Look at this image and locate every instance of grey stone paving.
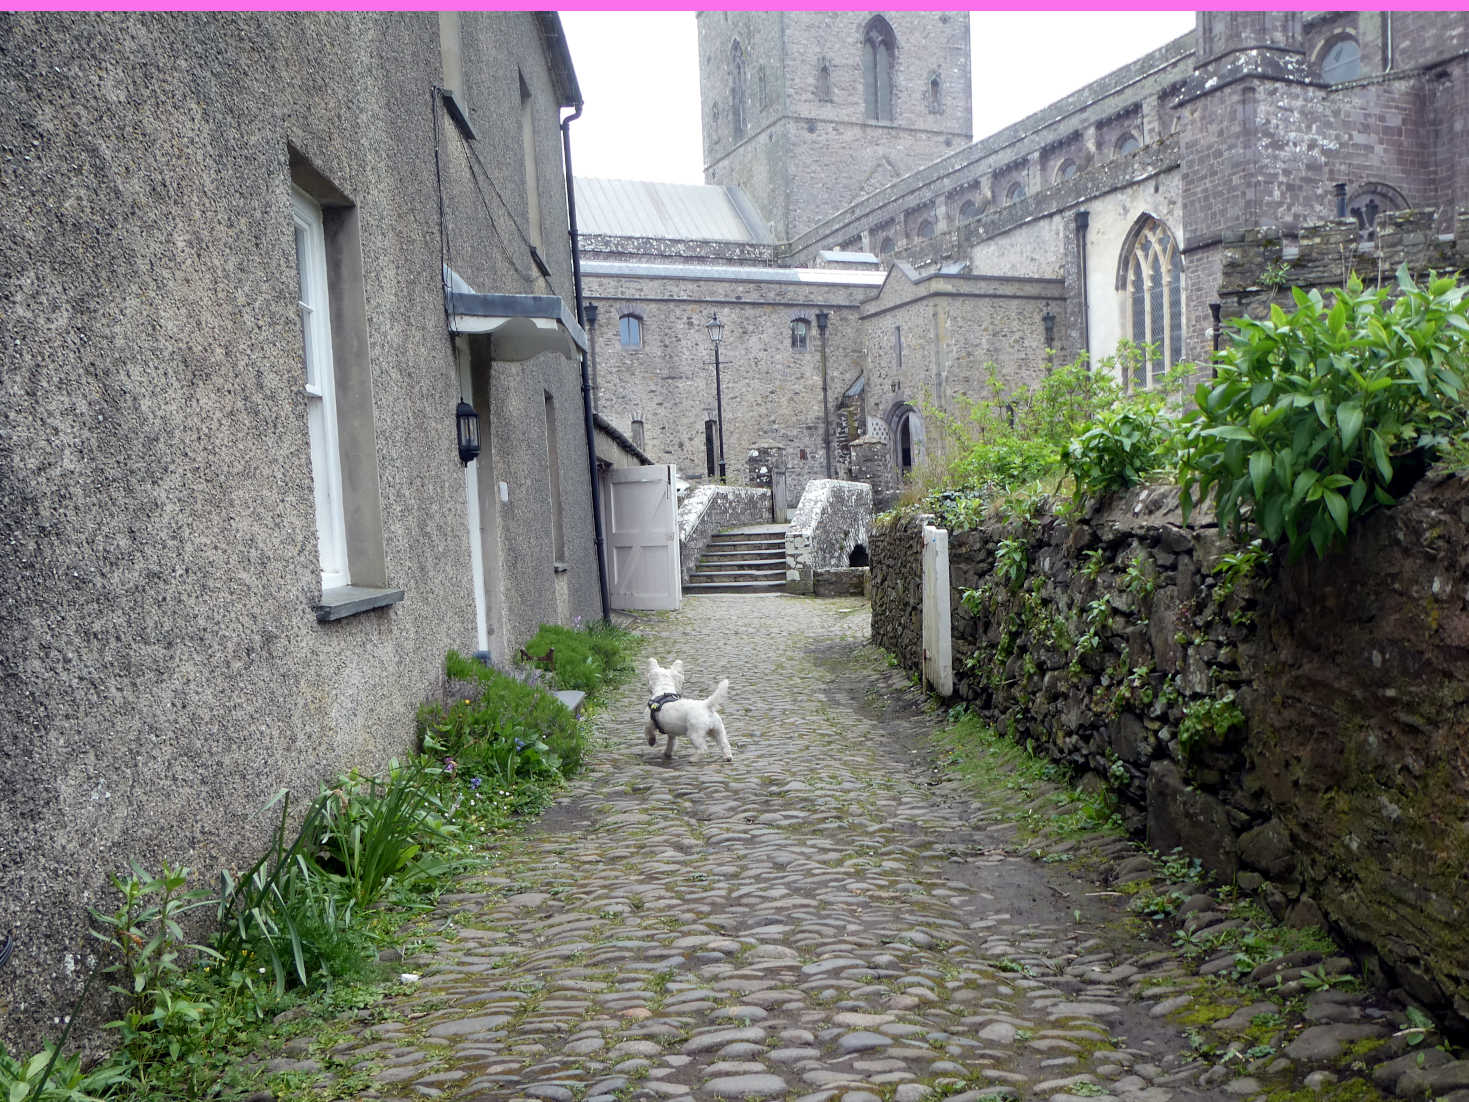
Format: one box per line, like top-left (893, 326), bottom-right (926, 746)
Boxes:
top-left (314, 595), bottom-right (1343, 1102)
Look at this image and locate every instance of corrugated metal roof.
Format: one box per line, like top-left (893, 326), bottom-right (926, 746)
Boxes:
top-left (575, 178), bottom-right (772, 243)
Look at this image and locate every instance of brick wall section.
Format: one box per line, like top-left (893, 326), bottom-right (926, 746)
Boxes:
top-left (871, 472), bottom-right (1469, 1032)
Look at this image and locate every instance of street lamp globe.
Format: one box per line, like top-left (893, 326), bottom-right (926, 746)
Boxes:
top-left (706, 313), bottom-right (724, 347)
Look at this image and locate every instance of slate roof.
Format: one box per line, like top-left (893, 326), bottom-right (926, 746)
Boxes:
top-left (575, 178), bottom-right (773, 243)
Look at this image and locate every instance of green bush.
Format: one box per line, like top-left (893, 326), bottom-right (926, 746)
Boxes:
top-left (421, 650), bottom-right (584, 781)
top-left (521, 622), bottom-right (627, 693)
top-left (0, 1045), bottom-right (127, 1102)
top-left (932, 356), bottom-right (1124, 496)
top-left (1062, 400), bottom-right (1176, 504)
top-left (1179, 268), bottom-right (1469, 559)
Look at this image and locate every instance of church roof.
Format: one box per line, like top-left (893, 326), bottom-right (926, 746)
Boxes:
top-left (575, 178), bottom-right (773, 244)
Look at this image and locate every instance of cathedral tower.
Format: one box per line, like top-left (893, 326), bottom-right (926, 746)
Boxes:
top-left (697, 11), bottom-right (971, 244)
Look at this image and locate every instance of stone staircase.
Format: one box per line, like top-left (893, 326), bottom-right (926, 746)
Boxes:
top-left (684, 525), bottom-right (788, 594)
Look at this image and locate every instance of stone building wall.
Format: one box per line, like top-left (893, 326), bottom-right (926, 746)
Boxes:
top-left (0, 11), bottom-right (597, 1052)
top-left (871, 473), bottom-right (1469, 1033)
top-left (584, 265), bottom-right (878, 499)
top-left (698, 11), bottom-right (972, 242)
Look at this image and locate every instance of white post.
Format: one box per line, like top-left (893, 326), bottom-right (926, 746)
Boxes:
top-left (459, 348), bottom-right (489, 654)
top-left (921, 524), bottom-right (953, 697)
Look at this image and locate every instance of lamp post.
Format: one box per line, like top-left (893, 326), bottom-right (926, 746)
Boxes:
top-left (815, 310), bottom-right (832, 477)
top-left (706, 313), bottom-right (727, 482)
top-left (1210, 301), bottom-right (1223, 380)
top-left (584, 302), bottom-right (599, 412)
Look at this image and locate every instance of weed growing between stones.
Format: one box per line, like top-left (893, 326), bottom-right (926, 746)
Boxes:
top-left (2, 624), bottom-right (642, 1102)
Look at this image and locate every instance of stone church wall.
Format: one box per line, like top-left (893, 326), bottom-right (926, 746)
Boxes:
top-left (586, 268), bottom-right (873, 498)
top-left (871, 474), bottom-right (1469, 1033)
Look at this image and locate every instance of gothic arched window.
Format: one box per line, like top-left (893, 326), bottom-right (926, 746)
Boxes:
top-left (730, 40), bottom-right (747, 140)
top-left (1115, 132), bottom-right (1140, 156)
top-left (959, 199), bottom-right (979, 220)
top-left (927, 73), bottom-right (942, 114)
top-left (1055, 159), bottom-right (1078, 183)
top-left (917, 218), bottom-right (935, 239)
top-left (862, 16), bottom-right (896, 122)
top-left (1119, 216), bottom-right (1184, 390)
top-left (1005, 181), bottom-right (1026, 204)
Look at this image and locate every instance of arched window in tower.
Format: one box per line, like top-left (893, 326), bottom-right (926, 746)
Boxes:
top-left (816, 59), bottom-right (832, 102)
top-left (959, 199), bottom-right (979, 220)
top-left (1115, 132), bottom-right (1140, 156)
top-left (1055, 159), bottom-right (1078, 183)
top-left (879, 235), bottom-right (896, 257)
top-left (1005, 181), bottom-right (1026, 205)
top-left (619, 313), bottom-right (644, 350)
top-left (1118, 216), bottom-right (1184, 391)
top-left (730, 40), bottom-right (747, 140)
top-left (1320, 35), bottom-right (1361, 84)
top-left (927, 73), bottom-right (943, 114)
top-left (917, 218), bottom-right (935, 240)
top-left (861, 16), bottom-right (896, 123)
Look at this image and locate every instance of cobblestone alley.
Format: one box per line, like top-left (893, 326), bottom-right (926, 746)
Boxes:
top-left (314, 594), bottom-right (1302, 1102)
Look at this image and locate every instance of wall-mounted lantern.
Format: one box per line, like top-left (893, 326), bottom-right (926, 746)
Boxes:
top-left (1042, 308), bottom-right (1056, 349)
top-left (456, 400), bottom-right (481, 466)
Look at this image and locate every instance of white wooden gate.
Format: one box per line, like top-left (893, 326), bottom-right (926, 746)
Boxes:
top-left (607, 464), bottom-right (682, 611)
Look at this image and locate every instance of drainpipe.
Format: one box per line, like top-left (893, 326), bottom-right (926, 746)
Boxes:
top-left (1074, 210), bottom-right (1091, 365)
top-left (561, 104), bottom-right (611, 623)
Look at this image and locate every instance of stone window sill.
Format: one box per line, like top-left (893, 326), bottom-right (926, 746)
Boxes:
top-left (314, 585), bottom-right (405, 622)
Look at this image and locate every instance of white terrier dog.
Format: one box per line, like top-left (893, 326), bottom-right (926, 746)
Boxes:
top-left (643, 658), bottom-right (733, 762)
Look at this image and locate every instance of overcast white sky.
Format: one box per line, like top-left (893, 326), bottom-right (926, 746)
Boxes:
top-left (560, 11), bottom-right (1198, 185)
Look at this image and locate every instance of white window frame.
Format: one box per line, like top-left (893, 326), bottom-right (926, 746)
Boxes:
top-left (291, 187), bottom-right (349, 590)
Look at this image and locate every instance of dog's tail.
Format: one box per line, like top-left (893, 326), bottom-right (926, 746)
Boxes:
top-left (704, 678), bottom-right (729, 713)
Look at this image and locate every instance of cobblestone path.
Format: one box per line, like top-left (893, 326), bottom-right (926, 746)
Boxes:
top-left (332, 595), bottom-right (1244, 1102)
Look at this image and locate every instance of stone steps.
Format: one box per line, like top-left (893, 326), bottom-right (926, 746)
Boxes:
top-left (686, 526), bottom-right (788, 593)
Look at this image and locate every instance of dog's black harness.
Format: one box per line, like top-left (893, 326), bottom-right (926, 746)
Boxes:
top-left (648, 692), bottom-right (681, 734)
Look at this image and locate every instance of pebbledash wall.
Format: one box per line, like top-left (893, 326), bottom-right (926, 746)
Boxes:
top-left (0, 12), bottom-right (600, 1051)
top-left (871, 475), bottom-right (1469, 1033)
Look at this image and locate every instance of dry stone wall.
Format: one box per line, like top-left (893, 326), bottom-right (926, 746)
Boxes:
top-left (871, 474), bottom-right (1469, 1034)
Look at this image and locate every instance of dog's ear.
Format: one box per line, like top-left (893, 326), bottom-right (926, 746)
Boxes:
top-left (645, 657), bottom-right (660, 678)
top-left (670, 660), bottom-right (684, 688)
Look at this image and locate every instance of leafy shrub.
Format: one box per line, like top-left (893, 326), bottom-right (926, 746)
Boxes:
top-left (213, 791), bottom-right (375, 994)
top-left (420, 650), bottom-right (585, 781)
top-left (1179, 268), bottom-right (1469, 559)
top-left (931, 357), bottom-right (1124, 497)
top-left (0, 1045), bottom-right (126, 1102)
top-left (522, 623), bottom-right (619, 693)
top-left (1063, 400), bottom-right (1176, 504)
top-left (315, 757), bottom-right (458, 908)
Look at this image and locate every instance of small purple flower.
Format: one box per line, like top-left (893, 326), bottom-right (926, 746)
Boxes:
top-left (444, 757), bottom-right (457, 775)
top-left (469, 776), bottom-right (482, 791)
